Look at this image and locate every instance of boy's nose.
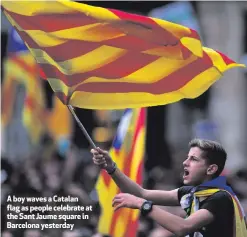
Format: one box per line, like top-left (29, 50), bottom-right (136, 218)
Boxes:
top-left (183, 158), bottom-right (189, 167)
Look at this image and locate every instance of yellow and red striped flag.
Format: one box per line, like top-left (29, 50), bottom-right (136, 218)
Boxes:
top-left (96, 108), bottom-right (146, 237)
top-left (2, 1), bottom-right (245, 109)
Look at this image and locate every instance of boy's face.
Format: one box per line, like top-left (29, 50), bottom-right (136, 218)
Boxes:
top-left (183, 147), bottom-right (210, 186)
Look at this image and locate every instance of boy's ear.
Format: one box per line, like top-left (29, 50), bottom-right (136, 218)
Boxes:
top-left (207, 164), bottom-right (218, 176)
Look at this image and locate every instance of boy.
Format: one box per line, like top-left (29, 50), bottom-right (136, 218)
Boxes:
top-left (91, 139), bottom-right (247, 237)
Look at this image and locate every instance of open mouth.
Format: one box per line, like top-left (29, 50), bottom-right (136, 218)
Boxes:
top-left (183, 169), bottom-right (189, 178)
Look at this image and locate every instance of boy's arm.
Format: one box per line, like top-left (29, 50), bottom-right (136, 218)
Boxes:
top-left (113, 193), bottom-right (214, 237)
top-left (91, 148), bottom-right (179, 206)
top-left (148, 206), bottom-right (213, 236)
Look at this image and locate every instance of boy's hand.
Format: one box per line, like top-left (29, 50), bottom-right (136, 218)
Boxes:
top-left (91, 147), bottom-right (115, 171)
top-left (112, 193), bottom-right (145, 212)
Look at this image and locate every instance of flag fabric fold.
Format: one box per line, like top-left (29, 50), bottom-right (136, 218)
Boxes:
top-left (96, 108), bottom-right (146, 237)
top-left (2, 1), bottom-right (245, 109)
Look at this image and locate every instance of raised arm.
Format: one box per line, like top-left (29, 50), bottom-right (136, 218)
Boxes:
top-left (91, 147), bottom-right (179, 206)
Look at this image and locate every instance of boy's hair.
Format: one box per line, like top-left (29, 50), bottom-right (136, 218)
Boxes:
top-left (189, 138), bottom-right (227, 177)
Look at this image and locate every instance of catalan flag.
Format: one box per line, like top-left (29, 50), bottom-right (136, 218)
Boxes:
top-left (1, 27), bottom-right (46, 145)
top-left (2, 1), bottom-right (245, 109)
top-left (191, 177), bottom-right (247, 237)
top-left (96, 108), bottom-right (146, 237)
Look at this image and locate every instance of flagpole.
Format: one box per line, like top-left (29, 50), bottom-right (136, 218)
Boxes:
top-left (67, 105), bottom-right (97, 149)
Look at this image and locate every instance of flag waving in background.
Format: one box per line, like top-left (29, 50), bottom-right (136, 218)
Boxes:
top-left (1, 27), bottom-right (73, 147)
top-left (96, 108), bottom-right (146, 237)
top-left (46, 95), bottom-right (73, 144)
top-left (1, 27), bottom-right (46, 145)
top-left (1, 1), bottom-right (245, 110)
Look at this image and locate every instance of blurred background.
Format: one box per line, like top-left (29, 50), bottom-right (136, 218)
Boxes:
top-left (1, 1), bottom-right (247, 237)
